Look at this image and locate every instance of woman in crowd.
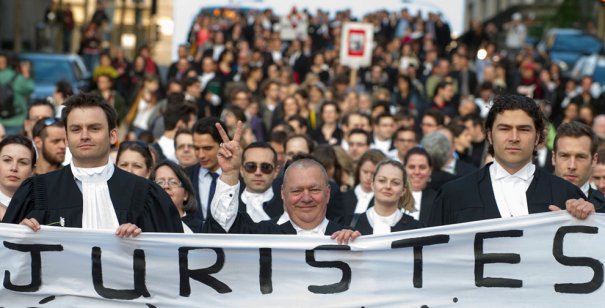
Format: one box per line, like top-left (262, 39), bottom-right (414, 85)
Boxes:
top-left (310, 101), bottom-right (343, 145)
top-left (337, 150), bottom-right (386, 225)
top-left (150, 160), bottom-right (201, 233)
top-left (0, 135), bottom-right (36, 220)
top-left (450, 123), bottom-right (473, 162)
top-left (124, 74), bottom-right (159, 136)
top-left (403, 147), bottom-right (436, 225)
top-left (116, 140), bottom-right (153, 179)
top-left (352, 159), bottom-right (424, 235)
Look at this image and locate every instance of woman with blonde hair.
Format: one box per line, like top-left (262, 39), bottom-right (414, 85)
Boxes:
top-left (351, 159), bottom-right (424, 234)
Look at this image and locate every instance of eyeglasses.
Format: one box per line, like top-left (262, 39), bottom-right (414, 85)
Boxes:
top-left (32, 117), bottom-right (61, 138)
top-left (243, 162), bottom-right (275, 174)
top-left (155, 178), bottom-right (182, 189)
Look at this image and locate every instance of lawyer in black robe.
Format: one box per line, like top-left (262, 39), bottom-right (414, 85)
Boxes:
top-left (3, 166), bottom-right (184, 233)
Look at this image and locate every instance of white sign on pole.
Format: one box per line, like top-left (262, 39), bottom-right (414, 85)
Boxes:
top-left (339, 22), bottom-right (374, 69)
top-left (0, 212), bottom-right (604, 307)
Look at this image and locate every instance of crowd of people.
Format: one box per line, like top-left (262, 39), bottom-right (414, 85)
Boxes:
top-left (0, 6), bottom-right (604, 240)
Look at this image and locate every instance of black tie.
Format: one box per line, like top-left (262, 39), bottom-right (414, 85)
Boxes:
top-left (206, 172), bottom-right (219, 219)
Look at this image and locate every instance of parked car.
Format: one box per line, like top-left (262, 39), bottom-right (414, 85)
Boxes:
top-left (571, 54), bottom-right (605, 95)
top-left (19, 53), bottom-right (91, 100)
top-left (538, 28), bottom-right (604, 74)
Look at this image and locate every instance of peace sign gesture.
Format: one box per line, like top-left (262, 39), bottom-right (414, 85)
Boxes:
top-left (216, 121), bottom-right (243, 186)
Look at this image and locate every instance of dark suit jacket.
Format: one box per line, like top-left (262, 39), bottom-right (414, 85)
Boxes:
top-left (418, 188), bottom-right (437, 225)
top-left (454, 159), bottom-right (478, 176)
top-left (588, 187), bottom-right (605, 213)
top-left (185, 164), bottom-right (205, 221)
top-left (428, 170), bottom-right (459, 191)
top-left (428, 162), bottom-right (585, 227)
top-left (237, 182), bottom-right (284, 219)
top-left (208, 210), bottom-right (344, 235)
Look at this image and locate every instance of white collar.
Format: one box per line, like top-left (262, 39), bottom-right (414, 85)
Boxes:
top-left (580, 181), bottom-right (591, 198)
top-left (491, 160), bottom-right (535, 181)
top-left (291, 218), bottom-right (329, 235)
top-left (241, 187), bottom-right (274, 205)
top-left (0, 190), bottom-right (11, 207)
top-left (354, 184), bottom-right (373, 199)
top-left (366, 206), bottom-right (403, 235)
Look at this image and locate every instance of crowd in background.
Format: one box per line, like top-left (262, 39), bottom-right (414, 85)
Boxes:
top-left (1, 5), bottom-right (605, 231)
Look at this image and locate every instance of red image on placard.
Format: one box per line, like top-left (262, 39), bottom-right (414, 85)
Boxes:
top-left (347, 29), bottom-right (366, 57)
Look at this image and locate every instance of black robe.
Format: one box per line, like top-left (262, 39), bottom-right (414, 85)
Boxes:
top-left (428, 162), bottom-right (585, 227)
top-left (352, 212), bottom-right (424, 235)
top-left (208, 211), bottom-right (344, 235)
top-left (3, 166), bottom-right (183, 233)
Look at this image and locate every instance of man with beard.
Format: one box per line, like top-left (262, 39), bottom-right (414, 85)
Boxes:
top-left (32, 117), bottom-right (66, 175)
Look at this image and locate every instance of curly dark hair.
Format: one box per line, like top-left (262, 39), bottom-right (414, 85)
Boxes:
top-left (484, 94), bottom-right (545, 156)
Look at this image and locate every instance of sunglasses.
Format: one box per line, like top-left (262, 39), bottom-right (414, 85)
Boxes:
top-left (32, 117), bottom-right (61, 138)
top-left (243, 162), bottom-right (275, 174)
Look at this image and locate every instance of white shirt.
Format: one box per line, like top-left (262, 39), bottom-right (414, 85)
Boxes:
top-left (133, 98), bottom-right (154, 130)
top-left (209, 178), bottom-right (240, 231)
top-left (371, 137), bottom-right (392, 155)
top-left (490, 161), bottom-right (535, 218)
top-left (0, 190), bottom-right (11, 207)
top-left (241, 188), bottom-right (274, 222)
top-left (366, 207), bottom-right (403, 235)
top-left (157, 136), bottom-right (176, 162)
top-left (291, 218), bottom-right (329, 235)
top-left (409, 190), bottom-right (423, 221)
top-left (442, 158), bottom-right (456, 175)
top-left (277, 211), bottom-right (290, 224)
top-left (197, 168), bottom-right (223, 219)
top-left (354, 184), bottom-right (374, 214)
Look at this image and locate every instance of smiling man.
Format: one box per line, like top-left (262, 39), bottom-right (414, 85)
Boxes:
top-left (429, 94), bottom-right (595, 226)
top-left (4, 93), bottom-right (182, 234)
top-left (552, 121), bottom-right (605, 211)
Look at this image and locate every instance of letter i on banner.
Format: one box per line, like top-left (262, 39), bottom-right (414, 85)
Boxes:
top-left (340, 22), bottom-right (373, 69)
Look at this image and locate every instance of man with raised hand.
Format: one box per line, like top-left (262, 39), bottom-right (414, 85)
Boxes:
top-left (209, 121), bottom-right (359, 243)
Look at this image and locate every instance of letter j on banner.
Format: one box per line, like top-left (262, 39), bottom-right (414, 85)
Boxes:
top-left (340, 22), bottom-right (373, 69)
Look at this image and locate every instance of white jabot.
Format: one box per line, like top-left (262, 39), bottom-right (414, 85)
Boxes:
top-left (209, 179), bottom-right (240, 232)
top-left (354, 185), bottom-right (374, 214)
top-left (291, 218), bottom-right (329, 235)
top-left (241, 188), bottom-right (274, 222)
top-left (182, 222), bottom-right (193, 234)
top-left (370, 138), bottom-right (392, 155)
top-left (0, 190), bottom-right (11, 207)
top-left (581, 181), bottom-right (590, 198)
top-left (408, 190), bottom-right (423, 221)
top-left (366, 206), bottom-right (403, 235)
top-left (71, 162), bottom-right (119, 230)
top-left (490, 161), bottom-right (535, 218)
top-left (157, 136), bottom-right (176, 162)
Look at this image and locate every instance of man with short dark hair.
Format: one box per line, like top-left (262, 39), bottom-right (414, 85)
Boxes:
top-left (238, 142), bottom-right (283, 222)
top-left (347, 128), bottom-right (370, 163)
top-left (284, 134), bottom-right (314, 162)
top-left (429, 94), bottom-right (595, 226)
top-left (421, 109), bottom-right (445, 137)
top-left (32, 117), bottom-right (66, 175)
top-left (552, 121), bottom-right (605, 211)
top-left (24, 99), bottom-right (55, 139)
top-left (152, 93), bottom-right (197, 162)
top-left (390, 127), bottom-right (417, 163)
top-left (4, 93), bottom-right (183, 234)
top-left (186, 117), bottom-right (227, 222)
top-left (371, 113), bottom-right (396, 154)
top-left (592, 148), bottom-right (605, 194)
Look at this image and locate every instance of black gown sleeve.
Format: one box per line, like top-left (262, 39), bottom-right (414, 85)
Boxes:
top-left (142, 183), bottom-right (184, 233)
top-left (2, 177), bottom-right (36, 224)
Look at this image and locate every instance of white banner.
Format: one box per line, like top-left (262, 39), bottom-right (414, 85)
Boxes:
top-left (0, 212), bottom-right (604, 307)
top-left (340, 22), bottom-right (374, 69)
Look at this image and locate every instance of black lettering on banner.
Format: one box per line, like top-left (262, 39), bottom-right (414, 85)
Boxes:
top-left (3, 241), bottom-right (63, 292)
top-left (553, 226), bottom-right (603, 294)
top-left (391, 234), bottom-right (450, 288)
top-left (259, 248), bottom-right (272, 294)
top-left (474, 230), bottom-right (523, 288)
top-left (305, 245), bottom-right (351, 294)
top-left (178, 247), bottom-right (232, 296)
top-left (91, 247), bottom-right (150, 300)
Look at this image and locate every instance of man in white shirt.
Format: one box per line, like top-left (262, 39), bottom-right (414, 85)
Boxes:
top-left (208, 122), bottom-right (359, 242)
top-left (152, 95), bottom-right (197, 162)
top-left (429, 94), bottom-right (595, 226)
top-left (552, 121), bottom-right (605, 212)
top-left (238, 142), bottom-right (282, 222)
